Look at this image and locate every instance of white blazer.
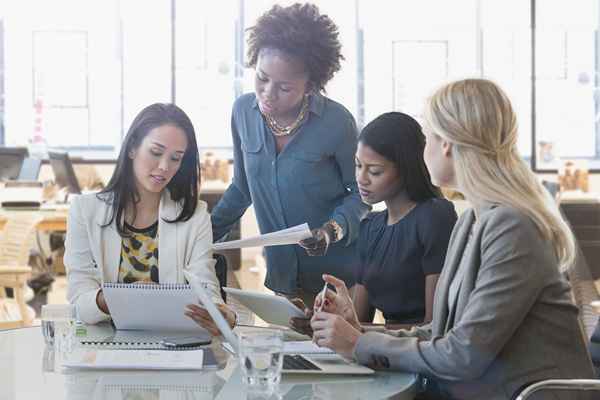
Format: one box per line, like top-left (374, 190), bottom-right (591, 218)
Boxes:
top-left (64, 191), bottom-right (221, 324)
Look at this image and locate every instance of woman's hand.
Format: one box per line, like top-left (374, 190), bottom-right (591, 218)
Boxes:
top-left (96, 290), bottom-right (110, 314)
top-left (185, 303), bottom-right (236, 337)
top-left (311, 311), bottom-right (362, 359)
top-left (298, 227), bottom-right (332, 256)
top-left (314, 274), bottom-right (361, 331)
top-left (289, 298), bottom-right (314, 337)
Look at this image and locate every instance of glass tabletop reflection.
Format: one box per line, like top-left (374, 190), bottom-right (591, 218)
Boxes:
top-left (0, 326), bottom-right (417, 400)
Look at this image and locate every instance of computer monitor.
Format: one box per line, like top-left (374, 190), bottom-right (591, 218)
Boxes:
top-left (17, 157), bottom-right (42, 181)
top-left (48, 151), bottom-right (82, 194)
top-left (0, 147), bottom-right (29, 181)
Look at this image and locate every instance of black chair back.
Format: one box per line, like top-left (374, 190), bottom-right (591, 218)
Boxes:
top-left (213, 253), bottom-right (227, 301)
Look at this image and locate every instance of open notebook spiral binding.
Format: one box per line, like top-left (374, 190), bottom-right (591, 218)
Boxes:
top-left (102, 384), bottom-right (212, 392)
top-left (102, 283), bottom-right (192, 290)
top-left (78, 341), bottom-right (204, 350)
top-left (79, 339), bottom-right (206, 351)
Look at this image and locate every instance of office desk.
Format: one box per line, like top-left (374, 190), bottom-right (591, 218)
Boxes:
top-left (0, 327), bottom-right (417, 399)
top-left (0, 209), bottom-right (68, 232)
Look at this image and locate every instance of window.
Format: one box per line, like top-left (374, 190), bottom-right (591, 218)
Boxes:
top-left (0, 0), bottom-right (593, 168)
top-left (174, 0), bottom-right (239, 150)
top-left (1, 0), bottom-right (171, 159)
top-left (360, 0), bottom-right (531, 157)
top-left (3, 0), bottom-right (125, 158)
top-left (534, 0), bottom-right (600, 170)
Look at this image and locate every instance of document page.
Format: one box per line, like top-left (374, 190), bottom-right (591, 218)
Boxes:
top-left (212, 223), bottom-right (312, 251)
top-left (282, 341), bottom-right (335, 354)
top-left (221, 340), bottom-right (334, 355)
top-left (64, 349), bottom-right (204, 370)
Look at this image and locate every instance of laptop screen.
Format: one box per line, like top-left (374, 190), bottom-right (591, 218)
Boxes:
top-left (48, 151), bottom-right (82, 194)
top-left (18, 158), bottom-right (42, 181)
top-left (0, 147), bottom-right (28, 181)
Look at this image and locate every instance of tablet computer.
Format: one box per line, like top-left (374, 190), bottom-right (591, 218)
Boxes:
top-left (222, 287), bottom-right (305, 327)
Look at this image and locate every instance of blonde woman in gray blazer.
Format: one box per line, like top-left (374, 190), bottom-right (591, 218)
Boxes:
top-left (65, 103), bottom-right (236, 335)
top-left (310, 79), bottom-right (595, 400)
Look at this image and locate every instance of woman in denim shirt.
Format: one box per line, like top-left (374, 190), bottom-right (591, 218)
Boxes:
top-left (211, 3), bottom-right (369, 306)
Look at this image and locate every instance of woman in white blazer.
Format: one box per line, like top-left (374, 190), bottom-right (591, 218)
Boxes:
top-left (65, 103), bottom-right (236, 335)
top-left (310, 80), bottom-right (595, 399)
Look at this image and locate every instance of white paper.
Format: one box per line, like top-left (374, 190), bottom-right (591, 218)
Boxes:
top-left (221, 340), bottom-right (334, 355)
top-left (63, 349), bottom-right (204, 370)
top-left (282, 340), bottom-right (335, 354)
top-left (212, 223), bottom-right (312, 251)
top-left (102, 283), bottom-right (200, 332)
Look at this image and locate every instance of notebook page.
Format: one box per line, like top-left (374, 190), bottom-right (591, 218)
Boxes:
top-left (102, 283), bottom-right (201, 332)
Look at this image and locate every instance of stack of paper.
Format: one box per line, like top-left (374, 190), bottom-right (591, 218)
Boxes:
top-left (63, 349), bottom-right (205, 370)
top-left (212, 223), bottom-right (312, 251)
top-left (282, 341), bottom-right (335, 355)
top-left (221, 340), bottom-right (334, 355)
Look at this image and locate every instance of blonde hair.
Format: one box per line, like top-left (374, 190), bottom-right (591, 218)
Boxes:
top-left (424, 78), bottom-right (575, 269)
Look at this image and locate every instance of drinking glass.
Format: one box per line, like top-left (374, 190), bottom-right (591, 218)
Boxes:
top-left (41, 303), bottom-right (76, 353)
top-left (239, 330), bottom-right (284, 392)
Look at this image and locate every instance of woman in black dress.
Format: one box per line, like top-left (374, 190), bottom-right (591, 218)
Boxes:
top-left (352, 112), bottom-right (457, 327)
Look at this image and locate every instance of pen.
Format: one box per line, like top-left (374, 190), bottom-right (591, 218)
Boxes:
top-left (312, 281), bottom-right (329, 344)
top-left (317, 281), bottom-right (328, 313)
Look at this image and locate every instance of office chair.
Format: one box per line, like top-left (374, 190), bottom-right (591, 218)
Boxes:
top-left (515, 242), bottom-right (600, 399)
top-left (590, 321), bottom-right (600, 376)
top-left (0, 213), bottom-right (42, 329)
top-left (515, 379), bottom-right (600, 400)
top-left (213, 253), bottom-right (227, 302)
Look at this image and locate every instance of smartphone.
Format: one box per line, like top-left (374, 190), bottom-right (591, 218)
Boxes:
top-left (160, 335), bottom-right (212, 348)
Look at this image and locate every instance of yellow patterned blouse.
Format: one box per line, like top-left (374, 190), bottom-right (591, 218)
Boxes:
top-left (118, 221), bottom-right (159, 284)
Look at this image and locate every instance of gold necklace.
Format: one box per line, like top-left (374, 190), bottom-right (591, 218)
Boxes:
top-left (262, 96), bottom-right (309, 137)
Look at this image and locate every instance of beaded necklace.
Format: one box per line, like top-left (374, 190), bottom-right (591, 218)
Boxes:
top-left (262, 95), bottom-right (309, 137)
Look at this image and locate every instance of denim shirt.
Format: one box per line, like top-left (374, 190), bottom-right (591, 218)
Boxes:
top-left (211, 92), bottom-right (370, 294)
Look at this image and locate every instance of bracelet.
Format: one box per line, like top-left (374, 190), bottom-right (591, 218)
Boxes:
top-left (326, 219), bottom-right (343, 243)
top-left (232, 310), bottom-right (238, 328)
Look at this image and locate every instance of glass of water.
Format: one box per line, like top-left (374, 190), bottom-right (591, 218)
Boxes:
top-left (239, 329), bottom-right (284, 392)
top-left (41, 303), bottom-right (76, 352)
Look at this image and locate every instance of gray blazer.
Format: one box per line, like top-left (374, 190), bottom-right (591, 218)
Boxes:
top-left (354, 205), bottom-right (595, 400)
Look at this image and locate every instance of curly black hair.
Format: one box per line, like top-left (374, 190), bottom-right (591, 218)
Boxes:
top-left (246, 3), bottom-right (344, 92)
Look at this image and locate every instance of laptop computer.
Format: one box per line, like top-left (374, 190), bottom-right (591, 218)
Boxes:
top-left (185, 272), bottom-right (373, 375)
top-left (48, 150), bottom-right (82, 195)
top-left (0, 146), bottom-right (28, 181)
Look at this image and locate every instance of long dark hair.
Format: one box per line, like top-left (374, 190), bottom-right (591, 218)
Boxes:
top-left (98, 103), bottom-right (200, 237)
top-left (359, 112), bottom-right (441, 202)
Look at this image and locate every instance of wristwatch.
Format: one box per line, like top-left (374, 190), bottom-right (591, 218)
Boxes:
top-left (326, 219), bottom-right (344, 243)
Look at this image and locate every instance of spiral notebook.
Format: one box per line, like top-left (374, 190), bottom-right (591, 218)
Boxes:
top-left (77, 323), bottom-right (219, 368)
top-left (79, 326), bottom-right (209, 350)
top-left (102, 283), bottom-right (202, 332)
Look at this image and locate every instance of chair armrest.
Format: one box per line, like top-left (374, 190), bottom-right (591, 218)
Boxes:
top-left (515, 379), bottom-right (600, 400)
